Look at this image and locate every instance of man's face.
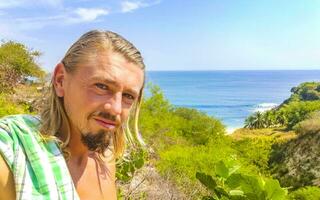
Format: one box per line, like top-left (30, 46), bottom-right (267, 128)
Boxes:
top-left (56, 51), bottom-right (144, 151)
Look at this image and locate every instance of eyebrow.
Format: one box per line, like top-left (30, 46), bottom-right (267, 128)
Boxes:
top-left (91, 76), bottom-right (140, 97)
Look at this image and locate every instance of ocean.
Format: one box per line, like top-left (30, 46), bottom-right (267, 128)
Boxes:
top-left (145, 70), bottom-right (320, 129)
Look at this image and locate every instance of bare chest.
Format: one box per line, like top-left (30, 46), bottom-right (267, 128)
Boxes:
top-left (67, 158), bottom-right (116, 200)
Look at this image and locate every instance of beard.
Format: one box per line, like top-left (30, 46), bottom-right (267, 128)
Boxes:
top-left (81, 130), bottom-right (112, 154)
top-left (79, 110), bottom-right (119, 154)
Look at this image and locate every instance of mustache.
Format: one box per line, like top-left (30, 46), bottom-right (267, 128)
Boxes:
top-left (90, 111), bottom-right (118, 123)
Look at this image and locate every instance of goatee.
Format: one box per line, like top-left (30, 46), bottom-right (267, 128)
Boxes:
top-left (81, 130), bottom-right (112, 155)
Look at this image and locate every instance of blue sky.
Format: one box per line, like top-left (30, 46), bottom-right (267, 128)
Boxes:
top-left (0, 0), bottom-right (320, 71)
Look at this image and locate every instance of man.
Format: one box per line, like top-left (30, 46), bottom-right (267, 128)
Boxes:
top-left (0, 30), bottom-right (145, 199)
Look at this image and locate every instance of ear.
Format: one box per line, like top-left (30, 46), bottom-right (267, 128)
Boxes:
top-left (53, 63), bottom-right (66, 97)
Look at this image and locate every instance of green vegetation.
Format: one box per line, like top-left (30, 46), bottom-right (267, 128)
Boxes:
top-left (0, 94), bottom-right (31, 117)
top-left (294, 111), bottom-right (320, 135)
top-left (284, 82), bottom-right (320, 103)
top-left (0, 40), bottom-right (45, 93)
top-left (139, 84), bottom-right (320, 199)
top-left (196, 161), bottom-right (287, 200)
top-left (245, 82), bottom-right (320, 130)
top-left (287, 187), bottom-right (320, 200)
top-left (116, 148), bottom-right (147, 183)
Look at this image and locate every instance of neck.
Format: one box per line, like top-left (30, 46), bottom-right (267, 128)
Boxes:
top-left (59, 120), bottom-right (89, 163)
top-left (68, 131), bottom-right (89, 160)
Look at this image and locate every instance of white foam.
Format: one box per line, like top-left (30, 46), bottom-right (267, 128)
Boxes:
top-left (252, 103), bottom-right (278, 113)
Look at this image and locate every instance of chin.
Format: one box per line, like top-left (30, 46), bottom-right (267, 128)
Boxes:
top-left (81, 130), bottom-right (112, 153)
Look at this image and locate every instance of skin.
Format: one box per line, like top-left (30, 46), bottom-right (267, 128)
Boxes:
top-left (0, 154), bottom-right (16, 200)
top-left (0, 51), bottom-right (144, 200)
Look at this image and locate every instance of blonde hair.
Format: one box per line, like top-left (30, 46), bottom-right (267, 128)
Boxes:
top-left (40, 30), bottom-right (145, 159)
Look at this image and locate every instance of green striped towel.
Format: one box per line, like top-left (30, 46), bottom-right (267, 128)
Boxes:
top-left (0, 114), bottom-right (79, 200)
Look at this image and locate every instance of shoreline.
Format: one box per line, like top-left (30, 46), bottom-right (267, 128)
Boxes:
top-left (226, 127), bottom-right (241, 135)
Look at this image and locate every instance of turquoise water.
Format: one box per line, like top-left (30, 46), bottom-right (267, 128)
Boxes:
top-left (146, 70), bottom-right (320, 128)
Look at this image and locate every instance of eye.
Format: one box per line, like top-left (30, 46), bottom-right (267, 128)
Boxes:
top-left (95, 83), bottom-right (109, 90)
top-left (123, 93), bottom-right (135, 100)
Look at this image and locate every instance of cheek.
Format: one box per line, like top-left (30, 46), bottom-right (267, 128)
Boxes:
top-left (64, 88), bottom-right (96, 117)
top-left (121, 108), bottom-right (131, 122)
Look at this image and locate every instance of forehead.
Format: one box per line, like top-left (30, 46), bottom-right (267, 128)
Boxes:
top-left (73, 52), bottom-right (144, 91)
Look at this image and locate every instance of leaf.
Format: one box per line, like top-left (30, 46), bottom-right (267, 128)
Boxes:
top-left (229, 165), bottom-right (241, 176)
top-left (134, 158), bottom-right (144, 169)
top-left (264, 178), bottom-right (287, 200)
top-left (229, 190), bottom-right (244, 196)
top-left (226, 174), bottom-right (263, 195)
top-left (239, 175), bottom-right (263, 195)
top-left (215, 161), bottom-right (229, 179)
top-left (196, 172), bottom-right (217, 193)
top-left (226, 174), bottom-right (242, 189)
top-left (214, 186), bottom-right (229, 198)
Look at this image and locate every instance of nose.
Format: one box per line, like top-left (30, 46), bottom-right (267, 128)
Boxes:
top-left (104, 92), bottom-right (122, 116)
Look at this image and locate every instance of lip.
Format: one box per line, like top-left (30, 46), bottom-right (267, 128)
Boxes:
top-left (93, 117), bottom-right (117, 129)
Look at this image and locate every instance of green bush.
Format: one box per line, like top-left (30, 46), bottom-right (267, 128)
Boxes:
top-left (279, 101), bottom-right (320, 129)
top-left (116, 148), bottom-right (147, 183)
top-left (173, 107), bottom-right (225, 145)
top-left (0, 94), bottom-right (30, 117)
top-left (140, 84), bottom-right (226, 148)
top-left (294, 111), bottom-right (320, 135)
top-left (286, 82), bottom-right (320, 104)
top-left (156, 140), bottom-right (237, 197)
top-left (196, 161), bottom-right (287, 200)
top-left (0, 41), bottom-right (45, 93)
top-left (232, 136), bottom-right (275, 175)
top-left (287, 186), bottom-right (320, 200)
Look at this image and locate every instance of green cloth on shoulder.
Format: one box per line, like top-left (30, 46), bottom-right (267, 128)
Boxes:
top-left (0, 114), bottom-right (79, 200)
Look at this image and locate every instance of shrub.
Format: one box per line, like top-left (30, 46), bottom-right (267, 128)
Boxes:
top-left (0, 94), bottom-right (30, 117)
top-left (288, 186), bottom-right (320, 200)
top-left (196, 161), bottom-right (288, 200)
top-left (279, 101), bottom-right (320, 129)
top-left (232, 136), bottom-right (275, 175)
top-left (0, 41), bottom-right (45, 93)
top-left (294, 111), bottom-right (320, 135)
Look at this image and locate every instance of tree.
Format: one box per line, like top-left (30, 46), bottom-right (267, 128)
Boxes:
top-left (244, 112), bottom-right (266, 129)
top-left (0, 40), bottom-right (45, 93)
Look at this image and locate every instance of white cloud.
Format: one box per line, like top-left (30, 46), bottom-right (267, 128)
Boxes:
top-left (120, 0), bottom-right (161, 13)
top-left (0, 0), bottom-right (63, 9)
top-left (5, 7), bottom-right (109, 30)
top-left (74, 8), bottom-right (109, 22)
top-left (0, 0), bottom-right (160, 39)
top-left (121, 1), bottom-right (143, 13)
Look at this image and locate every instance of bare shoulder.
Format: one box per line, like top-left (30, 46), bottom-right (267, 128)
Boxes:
top-left (0, 154), bottom-right (16, 200)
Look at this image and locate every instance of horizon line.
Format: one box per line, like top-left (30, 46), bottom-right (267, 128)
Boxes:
top-left (147, 69), bottom-right (320, 72)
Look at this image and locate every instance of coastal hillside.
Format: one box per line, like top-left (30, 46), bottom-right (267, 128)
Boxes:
top-left (270, 112), bottom-right (320, 189)
top-left (243, 82), bottom-right (320, 198)
top-left (283, 82), bottom-right (320, 104)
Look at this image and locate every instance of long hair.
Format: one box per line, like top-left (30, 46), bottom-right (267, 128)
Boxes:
top-left (40, 30), bottom-right (145, 159)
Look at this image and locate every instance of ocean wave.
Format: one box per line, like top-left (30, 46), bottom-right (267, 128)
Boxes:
top-left (175, 104), bottom-right (252, 109)
top-left (252, 103), bottom-right (278, 113)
